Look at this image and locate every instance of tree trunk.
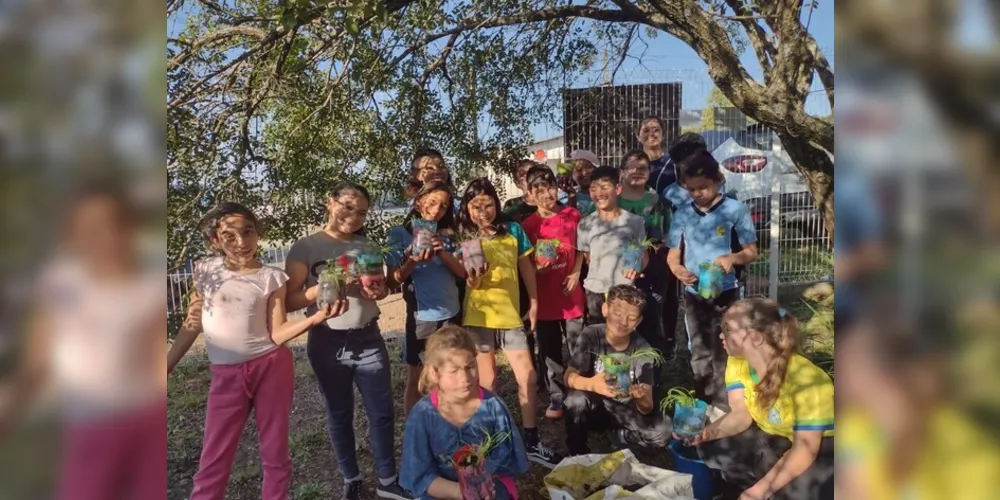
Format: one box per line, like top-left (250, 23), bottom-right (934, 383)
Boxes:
top-left (776, 132), bottom-right (835, 244)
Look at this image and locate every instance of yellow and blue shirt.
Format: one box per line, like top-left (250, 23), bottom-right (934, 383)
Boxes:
top-left (462, 222), bottom-right (534, 329)
top-left (838, 406), bottom-right (1000, 499)
top-left (725, 354), bottom-right (835, 440)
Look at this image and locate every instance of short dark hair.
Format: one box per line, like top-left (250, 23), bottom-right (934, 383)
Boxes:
top-left (606, 284), bottom-right (646, 311)
top-left (589, 165), bottom-right (621, 186)
top-left (668, 133), bottom-right (708, 164)
top-left (526, 165), bottom-right (556, 188)
top-left (620, 150), bottom-right (650, 170)
top-left (677, 150), bottom-right (723, 182)
top-left (513, 159), bottom-right (537, 181)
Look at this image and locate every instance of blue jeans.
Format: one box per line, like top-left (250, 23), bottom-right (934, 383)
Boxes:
top-left (307, 321), bottom-right (396, 481)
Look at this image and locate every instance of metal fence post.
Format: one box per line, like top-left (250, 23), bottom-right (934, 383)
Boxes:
top-left (769, 171), bottom-right (782, 299)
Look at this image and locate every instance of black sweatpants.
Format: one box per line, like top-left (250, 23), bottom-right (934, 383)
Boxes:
top-left (564, 390), bottom-right (671, 455)
top-left (656, 247), bottom-right (680, 355)
top-left (684, 288), bottom-right (739, 409)
top-left (535, 318), bottom-right (584, 405)
top-left (698, 425), bottom-right (834, 500)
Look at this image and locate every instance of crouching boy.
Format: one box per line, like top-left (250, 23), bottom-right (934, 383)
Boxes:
top-left (562, 284), bottom-right (671, 455)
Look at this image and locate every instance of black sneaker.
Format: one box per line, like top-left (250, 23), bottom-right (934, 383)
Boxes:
top-left (376, 479), bottom-right (414, 500)
top-left (609, 429), bottom-right (629, 451)
top-left (343, 480), bottom-right (362, 500)
top-left (527, 440), bottom-right (565, 468)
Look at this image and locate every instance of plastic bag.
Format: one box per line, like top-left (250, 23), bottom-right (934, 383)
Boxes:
top-left (545, 449), bottom-right (693, 500)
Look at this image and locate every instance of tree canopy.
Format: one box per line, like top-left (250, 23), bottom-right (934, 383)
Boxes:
top-left (167, 0), bottom-right (836, 269)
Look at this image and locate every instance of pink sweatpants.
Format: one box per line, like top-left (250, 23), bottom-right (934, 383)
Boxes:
top-left (57, 399), bottom-right (167, 500)
top-left (190, 347), bottom-right (295, 500)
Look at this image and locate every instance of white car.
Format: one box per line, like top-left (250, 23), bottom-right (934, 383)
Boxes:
top-left (701, 128), bottom-right (825, 236)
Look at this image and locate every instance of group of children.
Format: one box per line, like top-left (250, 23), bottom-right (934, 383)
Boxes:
top-left (166, 122), bottom-right (835, 499)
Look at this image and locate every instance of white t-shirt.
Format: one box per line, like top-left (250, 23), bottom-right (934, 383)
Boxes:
top-left (194, 256), bottom-right (288, 365)
top-left (41, 258), bottom-right (163, 421)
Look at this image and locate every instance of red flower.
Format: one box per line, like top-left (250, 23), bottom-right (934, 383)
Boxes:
top-left (336, 254), bottom-right (353, 271)
top-left (451, 444), bottom-right (476, 465)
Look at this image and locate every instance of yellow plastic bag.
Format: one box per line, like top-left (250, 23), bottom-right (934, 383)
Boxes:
top-left (544, 450), bottom-right (694, 500)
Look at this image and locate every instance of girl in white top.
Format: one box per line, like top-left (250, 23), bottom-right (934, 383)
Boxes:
top-left (166, 202), bottom-right (343, 500)
top-left (0, 183), bottom-right (169, 500)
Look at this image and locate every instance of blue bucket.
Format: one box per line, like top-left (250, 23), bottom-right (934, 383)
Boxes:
top-left (667, 440), bottom-right (716, 500)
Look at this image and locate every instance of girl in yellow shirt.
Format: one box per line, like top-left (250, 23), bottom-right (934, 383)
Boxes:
top-left (679, 299), bottom-right (834, 500)
top-left (457, 177), bottom-right (563, 467)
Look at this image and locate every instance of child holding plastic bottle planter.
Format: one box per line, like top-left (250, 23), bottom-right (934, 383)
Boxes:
top-left (576, 166), bottom-right (648, 325)
top-left (166, 202), bottom-right (345, 500)
top-left (618, 150), bottom-right (674, 393)
top-left (562, 285), bottom-right (671, 455)
top-left (458, 177), bottom-right (564, 469)
top-left (284, 182), bottom-right (413, 500)
top-left (386, 181), bottom-right (467, 417)
top-left (400, 326), bottom-right (529, 500)
top-left (520, 165), bottom-right (586, 421)
top-left (678, 300), bottom-right (834, 500)
top-left (666, 150), bottom-right (758, 411)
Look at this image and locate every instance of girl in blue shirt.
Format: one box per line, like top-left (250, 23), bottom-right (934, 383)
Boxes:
top-left (387, 181), bottom-right (468, 417)
top-left (400, 326), bottom-right (528, 499)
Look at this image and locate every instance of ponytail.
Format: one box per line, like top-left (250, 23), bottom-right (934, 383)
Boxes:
top-left (756, 313), bottom-right (798, 411)
top-left (725, 299), bottom-right (799, 411)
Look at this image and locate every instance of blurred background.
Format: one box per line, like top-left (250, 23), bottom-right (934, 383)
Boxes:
top-left (0, 0), bottom-right (166, 498)
top-left (836, 0), bottom-right (1000, 497)
top-left (0, 0), bottom-right (996, 498)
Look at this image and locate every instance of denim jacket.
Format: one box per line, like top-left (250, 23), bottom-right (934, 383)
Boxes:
top-left (400, 388), bottom-right (528, 498)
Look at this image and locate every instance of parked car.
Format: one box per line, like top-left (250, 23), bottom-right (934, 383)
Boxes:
top-left (700, 127), bottom-right (827, 241)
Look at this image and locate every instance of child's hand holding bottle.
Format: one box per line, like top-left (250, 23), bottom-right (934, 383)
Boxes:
top-left (309, 299), bottom-right (348, 324)
top-left (670, 264), bottom-right (697, 286)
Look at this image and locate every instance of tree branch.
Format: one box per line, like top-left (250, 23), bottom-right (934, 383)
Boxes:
top-left (168, 26), bottom-right (272, 71)
top-left (389, 5), bottom-right (635, 68)
top-left (610, 24), bottom-right (638, 85)
top-left (723, 0), bottom-right (777, 80)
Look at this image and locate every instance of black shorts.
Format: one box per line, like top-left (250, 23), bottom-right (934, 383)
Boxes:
top-left (403, 316), bottom-right (459, 366)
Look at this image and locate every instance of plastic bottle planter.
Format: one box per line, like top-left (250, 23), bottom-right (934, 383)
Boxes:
top-left (673, 401), bottom-right (710, 440)
top-left (621, 238), bottom-right (655, 274)
top-left (660, 388), bottom-right (708, 441)
top-left (455, 459), bottom-right (496, 500)
top-left (598, 348), bottom-right (665, 396)
top-left (697, 263), bottom-right (724, 299)
top-left (460, 238), bottom-right (487, 275)
top-left (601, 353), bottom-right (633, 395)
top-left (447, 432), bottom-right (510, 500)
top-left (534, 239), bottom-right (560, 268)
top-left (411, 219), bottom-right (437, 253)
top-left (355, 252), bottom-right (386, 288)
top-left (316, 271), bottom-right (346, 309)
